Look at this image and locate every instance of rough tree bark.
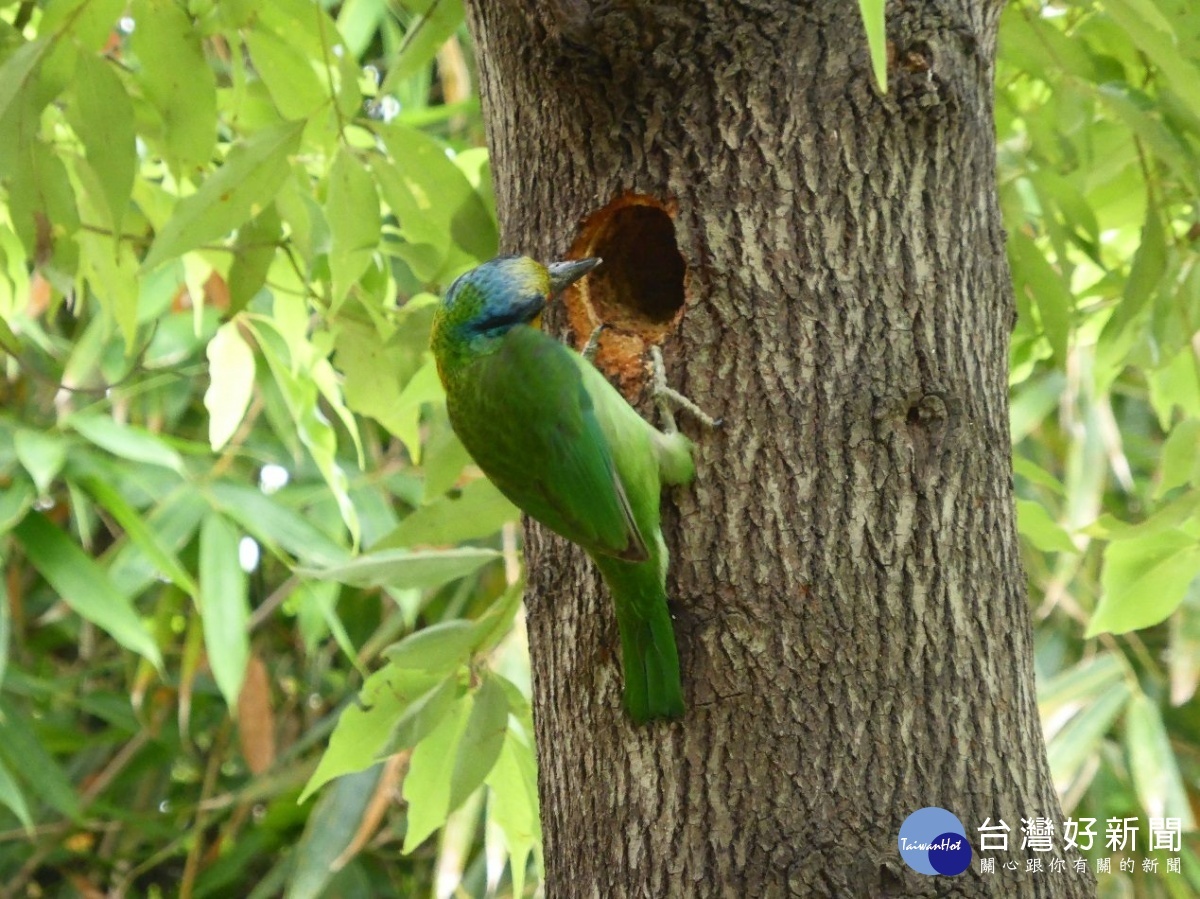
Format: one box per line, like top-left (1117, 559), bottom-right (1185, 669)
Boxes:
top-left (464, 2), bottom-right (1094, 897)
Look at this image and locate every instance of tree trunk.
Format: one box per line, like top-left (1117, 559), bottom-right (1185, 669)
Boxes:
top-left (464, 2), bottom-right (1093, 897)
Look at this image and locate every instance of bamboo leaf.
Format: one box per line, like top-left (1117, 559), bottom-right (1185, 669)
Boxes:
top-left (13, 429), bottom-right (67, 496)
top-left (297, 547), bottom-right (499, 590)
top-left (12, 513), bottom-right (163, 669)
top-left (73, 474), bottom-right (198, 596)
top-left (1125, 692), bottom-right (1197, 828)
top-left (67, 414), bottom-right (184, 474)
top-left (200, 513), bottom-right (251, 709)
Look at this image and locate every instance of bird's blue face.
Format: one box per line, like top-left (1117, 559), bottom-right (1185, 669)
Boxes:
top-left (441, 256), bottom-right (552, 339)
top-left (435, 255), bottom-right (602, 341)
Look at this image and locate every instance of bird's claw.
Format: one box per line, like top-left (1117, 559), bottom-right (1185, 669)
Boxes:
top-left (648, 346), bottom-right (720, 434)
top-left (581, 323), bottom-right (608, 361)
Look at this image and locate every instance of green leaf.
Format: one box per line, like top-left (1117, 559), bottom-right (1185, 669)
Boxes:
top-left (449, 674), bottom-right (508, 810)
top-left (228, 206), bottom-right (281, 313)
top-left (73, 474), bottom-right (198, 597)
top-left (1157, 419), bottom-right (1200, 499)
top-left (131, 0), bottom-right (217, 174)
top-left (205, 321), bottom-right (257, 451)
top-left (142, 121), bottom-right (305, 270)
top-left (377, 478), bottom-right (517, 549)
top-left (72, 52), bottom-right (136, 234)
top-left (297, 547), bottom-right (499, 590)
top-left (1038, 653), bottom-right (1126, 721)
top-left (486, 725), bottom-right (540, 899)
top-left (0, 565), bottom-right (9, 690)
top-left (1105, 0), bottom-right (1200, 122)
top-left (245, 24), bottom-right (327, 120)
top-left (1047, 681), bottom-right (1131, 792)
top-left (0, 696), bottom-right (80, 820)
top-left (13, 428), bottom-right (67, 496)
top-left (199, 513), bottom-right (251, 709)
top-left (384, 620), bottom-right (482, 673)
top-left (857, 0), bottom-right (887, 93)
top-left (249, 319), bottom-right (360, 546)
top-left (206, 481), bottom-right (349, 568)
top-left (1125, 692), bottom-right (1197, 829)
top-left (0, 39), bottom-right (49, 126)
top-left (326, 147), bottom-right (381, 307)
top-left (1010, 232), bottom-right (1072, 364)
top-left (1091, 531), bottom-right (1200, 636)
top-left (1013, 456), bottom-right (1066, 497)
top-left (1016, 499), bottom-right (1078, 554)
top-left (0, 479), bottom-right (34, 537)
top-left (377, 123), bottom-right (497, 277)
top-left (0, 313), bottom-right (21, 358)
top-left (383, 0), bottom-right (465, 89)
top-left (0, 755), bottom-right (32, 834)
top-left (300, 667), bottom-right (453, 802)
top-left (289, 765), bottom-right (384, 899)
top-left (76, 225), bottom-right (140, 351)
top-left (12, 512), bottom-right (162, 668)
top-left (108, 489), bottom-right (207, 596)
top-left (1096, 202), bottom-right (1167, 392)
top-left (402, 693), bottom-right (470, 852)
top-left (66, 414), bottom-right (184, 474)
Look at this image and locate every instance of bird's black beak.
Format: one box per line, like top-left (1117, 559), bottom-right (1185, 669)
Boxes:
top-left (547, 257), bottom-right (602, 295)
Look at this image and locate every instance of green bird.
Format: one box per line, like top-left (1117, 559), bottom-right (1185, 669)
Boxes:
top-left (430, 255), bottom-right (697, 723)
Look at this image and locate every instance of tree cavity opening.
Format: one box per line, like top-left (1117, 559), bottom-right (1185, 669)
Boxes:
top-left (564, 194), bottom-right (687, 389)
top-left (586, 201), bottom-right (684, 327)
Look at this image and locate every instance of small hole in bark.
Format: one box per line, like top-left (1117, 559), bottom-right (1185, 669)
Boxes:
top-left (563, 194), bottom-right (686, 391)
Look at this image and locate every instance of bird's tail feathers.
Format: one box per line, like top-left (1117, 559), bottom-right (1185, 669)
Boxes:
top-left (597, 556), bottom-right (684, 723)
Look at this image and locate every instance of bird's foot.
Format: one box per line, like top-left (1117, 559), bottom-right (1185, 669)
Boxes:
top-left (649, 346), bottom-right (722, 434)
top-left (581, 323), bottom-right (607, 361)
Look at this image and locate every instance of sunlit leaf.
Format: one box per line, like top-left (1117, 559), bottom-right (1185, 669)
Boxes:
top-left (326, 147), bottom-right (381, 308)
top-left (376, 477), bottom-right (517, 549)
top-left (142, 121), bottom-right (305, 270)
top-left (131, 0), bottom-right (218, 174)
top-left (205, 320), bottom-right (258, 451)
top-left (301, 667), bottom-right (455, 802)
top-left (245, 23), bottom-right (327, 120)
top-left (1091, 531), bottom-right (1200, 636)
top-left (1016, 498), bottom-right (1078, 554)
top-left (856, 0), bottom-right (887, 93)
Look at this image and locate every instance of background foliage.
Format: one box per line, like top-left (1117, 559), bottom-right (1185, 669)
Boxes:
top-left (0, 0), bottom-right (1195, 896)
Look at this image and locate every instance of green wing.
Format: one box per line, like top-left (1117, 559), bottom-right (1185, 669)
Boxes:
top-left (448, 326), bottom-right (648, 561)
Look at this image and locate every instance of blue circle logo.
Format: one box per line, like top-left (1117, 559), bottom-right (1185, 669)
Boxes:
top-left (898, 807), bottom-right (972, 876)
